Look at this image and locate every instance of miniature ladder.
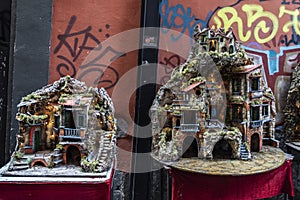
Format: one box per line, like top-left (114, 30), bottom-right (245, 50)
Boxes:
top-left (240, 143), bottom-right (251, 160)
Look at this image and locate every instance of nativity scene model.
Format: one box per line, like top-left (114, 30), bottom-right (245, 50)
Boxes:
top-left (151, 27), bottom-right (284, 174)
top-left (284, 62), bottom-right (300, 143)
top-left (1, 76), bottom-right (116, 176)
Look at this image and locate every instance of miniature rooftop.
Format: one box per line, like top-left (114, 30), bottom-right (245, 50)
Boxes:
top-left (2, 76), bottom-right (117, 176)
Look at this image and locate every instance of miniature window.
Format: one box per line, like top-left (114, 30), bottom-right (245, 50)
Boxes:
top-left (251, 78), bottom-right (260, 91)
top-left (211, 107), bottom-right (217, 118)
top-left (232, 79), bottom-right (241, 95)
top-left (232, 105), bottom-right (243, 122)
top-left (251, 106), bottom-right (260, 121)
top-left (64, 109), bottom-right (75, 128)
top-left (77, 114), bottom-right (86, 127)
top-left (176, 119), bottom-right (180, 127)
top-left (54, 115), bottom-right (60, 128)
top-left (262, 104), bottom-right (269, 116)
top-left (195, 88), bottom-right (202, 96)
top-left (209, 40), bottom-right (216, 51)
top-left (183, 110), bottom-right (197, 124)
top-left (221, 46), bottom-right (227, 52)
top-left (229, 45), bottom-right (234, 54)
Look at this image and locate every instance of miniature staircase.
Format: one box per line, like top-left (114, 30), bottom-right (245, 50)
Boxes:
top-left (98, 138), bottom-right (111, 161)
top-left (10, 157), bottom-right (30, 171)
top-left (240, 143), bottom-right (251, 160)
top-left (52, 150), bottom-right (63, 166)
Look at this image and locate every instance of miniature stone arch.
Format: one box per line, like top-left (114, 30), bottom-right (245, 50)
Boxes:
top-left (212, 139), bottom-right (234, 159)
top-left (182, 136), bottom-right (199, 158)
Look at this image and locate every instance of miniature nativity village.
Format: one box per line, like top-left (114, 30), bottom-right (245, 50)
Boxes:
top-left (284, 62), bottom-right (300, 143)
top-left (1, 76), bottom-right (116, 176)
top-left (151, 26), bottom-right (280, 165)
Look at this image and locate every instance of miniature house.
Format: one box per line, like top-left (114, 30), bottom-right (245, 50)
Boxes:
top-left (223, 64), bottom-right (277, 152)
top-left (284, 63), bottom-right (300, 142)
top-left (10, 76), bottom-right (116, 173)
top-left (151, 27), bottom-right (277, 161)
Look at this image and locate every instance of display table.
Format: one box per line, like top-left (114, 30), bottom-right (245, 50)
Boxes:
top-left (169, 160), bottom-right (294, 200)
top-left (0, 167), bottom-right (114, 200)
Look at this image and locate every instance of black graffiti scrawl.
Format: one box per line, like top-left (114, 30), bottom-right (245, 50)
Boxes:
top-left (54, 15), bottom-right (125, 89)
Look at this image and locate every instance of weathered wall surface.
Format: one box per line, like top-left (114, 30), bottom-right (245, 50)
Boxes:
top-left (49, 2), bottom-right (142, 173)
top-left (49, 0), bottom-right (141, 139)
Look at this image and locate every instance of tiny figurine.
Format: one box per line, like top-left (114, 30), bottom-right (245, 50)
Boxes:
top-left (3, 75), bottom-right (116, 176)
top-left (151, 26), bottom-right (278, 163)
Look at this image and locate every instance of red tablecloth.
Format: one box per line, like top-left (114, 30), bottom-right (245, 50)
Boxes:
top-left (170, 161), bottom-right (294, 200)
top-left (0, 169), bottom-right (113, 200)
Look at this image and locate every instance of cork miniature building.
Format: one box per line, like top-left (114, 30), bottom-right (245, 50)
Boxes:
top-left (284, 62), bottom-right (300, 142)
top-left (7, 76), bottom-right (116, 174)
top-left (151, 26), bottom-right (277, 161)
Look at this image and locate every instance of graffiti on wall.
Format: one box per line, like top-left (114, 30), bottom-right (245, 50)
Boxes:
top-left (158, 54), bottom-right (185, 85)
top-left (53, 15), bottom-right (125, 90)
top-left (50, 0), bottom-right (142, 162)
top-left (158, 0), bottom-right (300, 124)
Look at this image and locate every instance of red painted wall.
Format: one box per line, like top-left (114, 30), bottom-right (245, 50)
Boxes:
top-left (49, 0), bottom-right (142, 172)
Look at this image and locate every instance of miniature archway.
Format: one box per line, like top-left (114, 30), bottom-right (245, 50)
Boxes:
top-left (66, 145), bottom-right (81, 166)
top-left (182, 136), bottom-right (198, 158)
top-left (251, 133), bottom-right (260, 152)
top-left (29, 126), bottom-right (41, 153)
top-left (31, 159), bottom-right (48, 167)
top-left (212, 139), bottom-right (234, 159)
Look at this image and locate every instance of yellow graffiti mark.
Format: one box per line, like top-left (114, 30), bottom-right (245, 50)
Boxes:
top-left (214, 4), bottom-right (300, 45)
top-left (215, 7), bottom-right (251, 41)
top-left (214, 4), bottom-right (278, 44)
top-left (243, 4), bottom-right (278, 44)
top-left (279, 5), bottom-right (300, 34)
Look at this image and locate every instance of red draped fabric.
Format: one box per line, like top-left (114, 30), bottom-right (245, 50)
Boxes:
top-left (170, 161), bottom-right (294, 200)
top-left (0, 181), bottom-right (111, 200)
top-left (0, 169), bottom-right (113, 200)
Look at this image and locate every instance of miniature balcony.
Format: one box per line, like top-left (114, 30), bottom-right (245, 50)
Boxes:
top-left (206, 119), bottom-right (224, 129)
top-left (250, 120), bottom-right (262, 128)
top-left (180, 124), bottom-right (200, 133)
top-left (59, 127), bottom-right (85, 140)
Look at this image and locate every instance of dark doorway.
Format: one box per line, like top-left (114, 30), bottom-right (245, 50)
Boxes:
top-left (176, 118), bottom-right (180, 127)
top-left (251, 133), bottom-right (260, 152)
top-left (32, 129), bottom-right (40, 152)
top-left (182, 136), bottom-right (198, 158)
top-left (64, 109), bottom-right (75, 128)
top-left (66, 145), bottom-right (81, 166)
top-left (212, 139), bottom-right (233, 159)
